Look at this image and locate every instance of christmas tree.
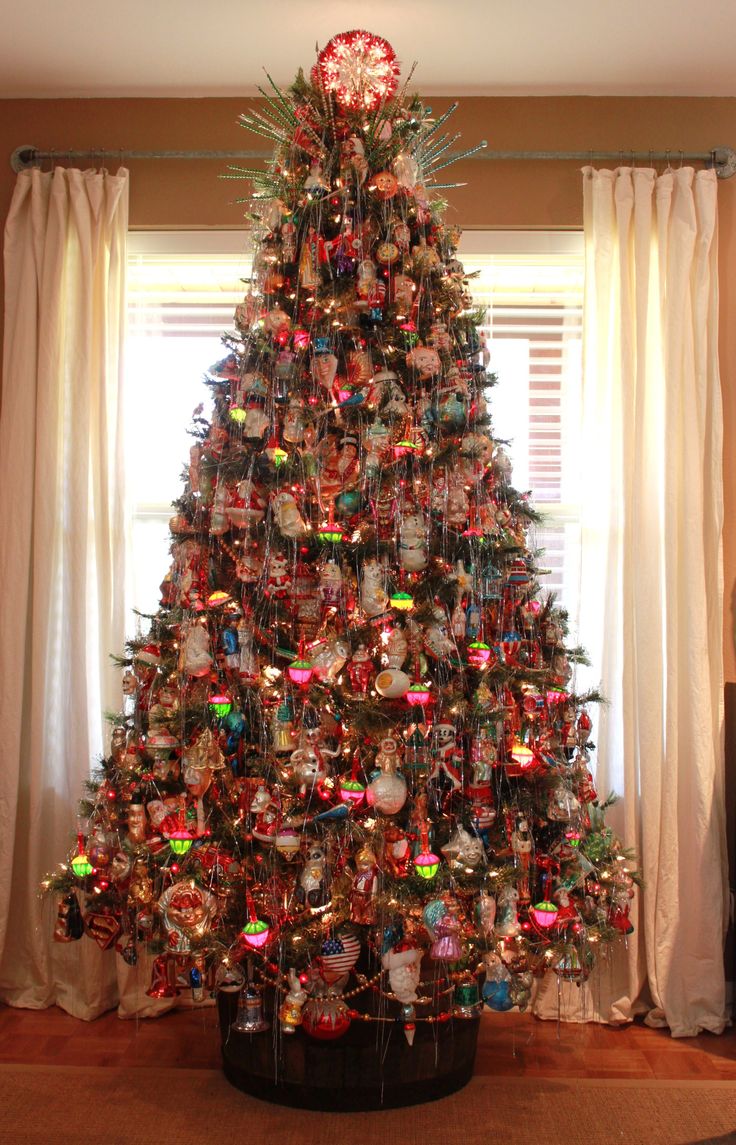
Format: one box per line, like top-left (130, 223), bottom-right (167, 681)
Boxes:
top-left (48, 30), bottom-right (637, 1104)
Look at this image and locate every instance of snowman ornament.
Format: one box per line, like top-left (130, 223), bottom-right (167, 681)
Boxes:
top-left (399, 511), bottom-right (428, 572)
top-left (368, 736), bottom-right (407, 814)
top-left (290, 727), bottom-right (339, 795)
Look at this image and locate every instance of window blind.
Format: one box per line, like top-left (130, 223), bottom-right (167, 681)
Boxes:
top-left (125, 231), bottom-right (584, 613)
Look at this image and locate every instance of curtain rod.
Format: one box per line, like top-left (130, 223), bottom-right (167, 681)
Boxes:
top-left (11, 144), bottom-right (736, 178)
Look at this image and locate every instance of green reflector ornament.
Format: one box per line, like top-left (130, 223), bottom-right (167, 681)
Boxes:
top-left (414, 851), bottom-right (440, 879)
top-left (209, 693), bottom-right (232, 719)
top-left (71, 852), bottom-right (94, 878)
top-left (241, 918), bottom-right (271, 949)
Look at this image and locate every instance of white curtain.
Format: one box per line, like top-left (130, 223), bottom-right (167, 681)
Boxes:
top-left (535, 166), bottom-right (727, 1036)
top-left (0, 167), bottom-right (129, 1017)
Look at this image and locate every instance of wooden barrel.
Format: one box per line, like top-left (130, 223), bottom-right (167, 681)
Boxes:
top-left (217, 991), bottom-right (479, 1110)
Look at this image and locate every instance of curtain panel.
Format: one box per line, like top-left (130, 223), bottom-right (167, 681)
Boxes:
top-left (539, 166), bottom-right (728, 1037)
top-left (0, 166), bottom-right (129, 1017)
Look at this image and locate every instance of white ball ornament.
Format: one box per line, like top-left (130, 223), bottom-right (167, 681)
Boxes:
top-left (374, 669), bottom-right (411, 698)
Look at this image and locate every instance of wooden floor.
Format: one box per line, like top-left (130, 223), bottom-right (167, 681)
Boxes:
top-left (1, 1003), bottom-right (735, 1081)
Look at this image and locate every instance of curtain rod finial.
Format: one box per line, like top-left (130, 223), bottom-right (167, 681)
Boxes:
top-left (10, 145), bottom-right (38, 173)
top-left (712, 146), bottom-right (736, 179)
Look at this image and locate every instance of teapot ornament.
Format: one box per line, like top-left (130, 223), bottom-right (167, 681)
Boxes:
top-left (308, 630), bottom-right (349, 681)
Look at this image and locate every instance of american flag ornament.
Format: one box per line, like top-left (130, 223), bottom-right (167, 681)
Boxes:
top-left (319, 932), bottom-right (361, 984)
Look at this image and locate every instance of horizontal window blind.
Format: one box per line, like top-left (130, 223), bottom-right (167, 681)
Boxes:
top-left (459, 238), bottom-right (584, 604)
top-left (127, 232), bottom-right (252, 336)
top-left (125, 230), bottom-right (584, 616)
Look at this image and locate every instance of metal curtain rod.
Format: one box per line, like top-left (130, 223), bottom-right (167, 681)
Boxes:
top-left (10, 143), bottom-right (736, 178)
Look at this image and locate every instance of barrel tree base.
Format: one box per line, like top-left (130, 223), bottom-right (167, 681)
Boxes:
top-left (217, 993), bottom-right (479, 1111)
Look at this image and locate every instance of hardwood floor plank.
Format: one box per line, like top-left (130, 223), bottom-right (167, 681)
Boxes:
top-left (1, 1004), bottom-right (734, 1082)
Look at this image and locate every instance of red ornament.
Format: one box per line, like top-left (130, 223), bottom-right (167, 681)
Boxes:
top-left (146, 953), bottom-right (177, 998)
top-left (315, 31), bottom-right (400, 111)
top-left (301, 995), bottom-right (352, 1040)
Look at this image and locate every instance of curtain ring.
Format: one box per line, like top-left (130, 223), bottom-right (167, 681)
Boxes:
top-left (679, 150), bottom-right (685, 169)
top-left (665, 149), bottom-right (672, 172)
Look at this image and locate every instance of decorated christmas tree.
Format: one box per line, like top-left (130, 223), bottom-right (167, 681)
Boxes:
top-left (47, 30), bottom-right (637, 1107)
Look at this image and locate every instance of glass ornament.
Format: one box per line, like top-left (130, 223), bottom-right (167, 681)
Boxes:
top-left (314, 30), bottom-right (400, 111)
top-left (531, 901), bottom-right (559, 929)
top-left (467, 640), bottom-right (491, 668)
top-left (70, 852), bottom-right (93, 879)
top-left (241, 919), bottom-right (271, 949)
top-left (287, 659), bottom-right (314, 686)
top-left (405, 682), bottom-right (431, 706)
top-left (208, 693), bottom-right (232, 718)
top-left (414, 851), bottom-right (440, 879)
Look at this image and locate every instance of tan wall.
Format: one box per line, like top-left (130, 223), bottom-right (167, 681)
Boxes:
top-left (2, 95), bottom-right (736, 676)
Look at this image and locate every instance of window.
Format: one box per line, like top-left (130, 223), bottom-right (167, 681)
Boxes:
top-left (458, 231), bottom-right (584, 632)
top-left (125, 230), bottom-right (584, 629)
top-left (125, 232), bottom-right (252, 616)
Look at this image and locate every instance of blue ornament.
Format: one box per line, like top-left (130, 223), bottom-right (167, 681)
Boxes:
top-left (338, 391), bottom-right (365, 408)
top-left (439, 392), bottom-right (467, 429)
top-left (224, 711), bottom-right (246, 734)
top-left (466, 602), bottom-right (481, 640)
top-left (382, 920), bottom-right (404, 954)
top-left (422, 898), bottom-right (447, 939)
top-left (482, 978), bottom-right (514, 1011)
top-left (221, 628), bottom-right (239, 656)
top-left (313, 803), bottom-right (350, 822)
top-left (335, 489), bottom-right (361, 516)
